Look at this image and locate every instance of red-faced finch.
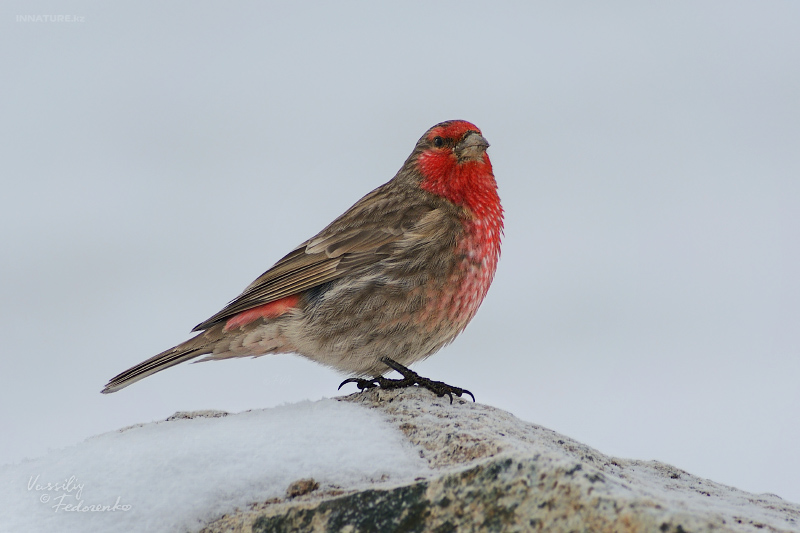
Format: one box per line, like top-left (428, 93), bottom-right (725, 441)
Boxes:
top-left (102, 120), bottom-right (503, 401)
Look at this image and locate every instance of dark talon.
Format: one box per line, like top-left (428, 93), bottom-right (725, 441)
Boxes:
top-left (338, 377), bottom-right (378, 391)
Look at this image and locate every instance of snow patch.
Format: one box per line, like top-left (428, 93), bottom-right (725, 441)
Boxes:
top-left (0, 399), bottom-right (428, 533)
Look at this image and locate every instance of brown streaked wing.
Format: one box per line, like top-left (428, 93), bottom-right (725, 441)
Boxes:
top-left (192, 187), bottom-right (438, 332)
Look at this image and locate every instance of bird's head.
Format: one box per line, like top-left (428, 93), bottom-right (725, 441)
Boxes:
top-left (410, 120), bottom-right (499, 218)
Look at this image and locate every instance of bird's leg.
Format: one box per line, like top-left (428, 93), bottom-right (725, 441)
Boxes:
top-left (339, 357), bottom-right (475, 404)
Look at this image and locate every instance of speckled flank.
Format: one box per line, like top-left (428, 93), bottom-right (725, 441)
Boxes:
top-left (418, 215), bottom-right (502, 341)
top-left (451, 217), bottom-right (502, 325)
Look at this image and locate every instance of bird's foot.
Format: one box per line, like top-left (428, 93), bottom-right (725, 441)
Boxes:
top-left (338, 357), bottom-right (474, 404)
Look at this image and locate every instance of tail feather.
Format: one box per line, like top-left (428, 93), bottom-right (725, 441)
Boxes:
top-left (101, 325), bottom-right (224, 394)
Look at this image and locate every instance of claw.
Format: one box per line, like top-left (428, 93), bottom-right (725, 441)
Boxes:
top-left (338, 377), bottom-right (378, 391)
top-left (338, 378), bottom-right (354, 390)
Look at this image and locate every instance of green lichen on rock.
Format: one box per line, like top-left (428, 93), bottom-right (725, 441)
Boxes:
top-left (253, 483), bottom-right (430, 533)
top-left (246, 455), bottom-right (700, 533)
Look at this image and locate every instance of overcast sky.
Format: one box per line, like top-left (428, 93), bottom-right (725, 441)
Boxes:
top-left (2, 1), bottom-right (799, 506)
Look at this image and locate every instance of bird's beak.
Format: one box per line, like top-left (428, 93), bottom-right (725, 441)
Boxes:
top-left (455, 132), bottom-right (490, 162)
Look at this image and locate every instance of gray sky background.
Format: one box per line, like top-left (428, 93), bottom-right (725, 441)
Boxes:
top-left (2, 1), bottom-right (799, 504)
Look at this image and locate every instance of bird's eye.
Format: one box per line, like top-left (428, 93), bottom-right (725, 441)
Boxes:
top-left (433, 136), bottom-right (444, 148)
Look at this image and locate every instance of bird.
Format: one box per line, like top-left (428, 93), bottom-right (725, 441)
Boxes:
top-left (102, 120), bottom-right (503, 401)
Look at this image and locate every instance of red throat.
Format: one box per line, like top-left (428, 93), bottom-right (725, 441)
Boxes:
top-left (418, 155), bottom-right (500, 219)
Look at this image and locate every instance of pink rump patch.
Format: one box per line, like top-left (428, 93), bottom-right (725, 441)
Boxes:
top-left (223, 294), bottom-right (300, 332)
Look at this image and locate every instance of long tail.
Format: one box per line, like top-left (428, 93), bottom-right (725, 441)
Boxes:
top-left (101, 325), bottom-right (224, 394)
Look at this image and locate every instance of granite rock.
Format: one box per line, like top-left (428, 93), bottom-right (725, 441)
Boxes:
top-left (201, 388), bottom-right (799, 533)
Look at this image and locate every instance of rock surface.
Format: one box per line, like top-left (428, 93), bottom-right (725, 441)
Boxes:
top-left (201, 388), bottom-right (799, 533)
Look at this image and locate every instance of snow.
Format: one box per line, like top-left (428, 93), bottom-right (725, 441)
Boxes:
top-left (0, 399), bottom-right (428, 533)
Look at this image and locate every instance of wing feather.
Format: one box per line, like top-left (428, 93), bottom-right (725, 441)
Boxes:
top-left (192, 185), bottom-right (444, 332)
